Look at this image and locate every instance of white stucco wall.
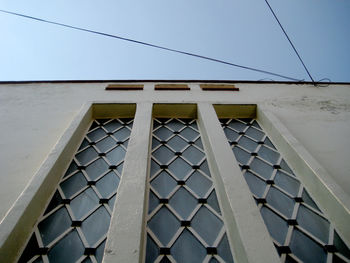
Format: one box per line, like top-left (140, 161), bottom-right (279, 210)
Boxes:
top-left (0, 82), bottom-right (349, 222)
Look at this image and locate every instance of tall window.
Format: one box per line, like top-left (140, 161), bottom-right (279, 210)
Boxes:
top-left (220, 118), bottom-right (350, 263)
top-left (19, 118), bottom-right (133, 263)
top-left (145, 118), bottom-right (234, 262)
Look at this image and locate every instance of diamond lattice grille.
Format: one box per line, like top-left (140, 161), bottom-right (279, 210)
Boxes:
top-left (19, 118), bottom-right (133, 263)
top-left (220, 118), bottom-right (350, 263)
top-left (146, 118), bottom-right (234, 263)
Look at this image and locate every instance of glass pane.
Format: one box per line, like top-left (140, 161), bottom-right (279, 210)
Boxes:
top-left (243, 171), bottom-right (266, 198)
top-left (168, 157), bottom-right (192, 180)
top-left (81, 206), bottom-right (111, 246)
top-left (76, 147), bottom-right (98, 165)
top-left (169, 187), bottom-right (198, 219)
top-left (87, 128), bottom-right (106, 142)
top-left (18, 234), bottom-right (39, 263)
top-left (250, 158), bottom-right (274, 180)
top-left (297, 205), bottom-right (330, 243)
top-left (105, 146), bottom-right (126, 165)
top-left (228, 120), bottom-right (246, 132)
top-left (245, 127), bottom-right (264, 141)
top-left (167, 136), bottom-right (188, 152)
top-left (257, 146), bottom-right (280, 164)
top-left (207, 191), bottom-right (221, 215)
top-left (274, 171), bottom-right (300, 196)
top-left (264, 137), bottom-right (276, 149)
top-left (64, 161), bottom-right (78, 177)
top-left (238, 136), bottom-right (258, 152)
top-left (151, 171), bottom-right (177, 198)
top-left (104, 120), bottom-right (122, 132)
top-left (194, 138), bottom-right (203, 150)
top-left (166, 119), bottom-right (185, 132)
top-left (152, 138), bottom-right (161, 149)
top-left (85, 158), bottom-right (109, 180)
top-left (95, 240), bottom-right (106, 263)
top-left (224, 128), bottom-right (239, 142)
top-left (182, 146), bottom-right (204, 165)
top-left (70, 188), bottom-right (99, 219)
top-left (38, 207), bottom-right (71, 246)
top-left (217, 234), bottom-right (234, 263)
top-left (148, 207), bottom-right (180, 246)
top-left (89, 121), bottom-right (99, 131)
top-left (233, 147), bottom-right (251, 165)
top-left (153, 146), bottom-right (174, 164)
top-left (79, 139), bottom-right (90, 151)
top-left (260, 206), bottom-right (288, 245)
top-left (171, 229), bottom-right (206, 263)
top-left (44, 191), bottom-right (63, 215)
top-left (191, 206), bottom-right (223, 246)
top-left (150, 159), bottom-right (161, 175)
top-left (123, 139), bottom-right (129, 147)
top-left (95, 171), bottom-right (120, 198)
top-left (96, 136), bottom-right (116, 153)
top-left (302, 190), bottom-right (320, 211)
top-left (200, 160), bottom-right (211, 177)
top-left (116, 162), bottom-right (124, 175)
top-left (47, 230), bottom-right (85, 263)
top-left (334, 231), bottom-right (350, 259)
top-left (266, 187), bottom-right (295, 218)
top-left (186, 171), bottom-right (212, 197)
top-left (108, 195), bottom-right (116, 210)
top-left (280, 159), bottom-right (294, 175)
top-left (289, 229), bottom-right (327, 263)
top-left (148, 191), bottom-right (159, 214)
top-left (60, 172), bottom-right (86, 198)
top-left (146, 235), bottom-right (159, 263)
top-left (154, 127), bottom-right (173, 141)
top-left (251, 120), bottom-right (261, 129)
top-left (180, 127), bottom-right (199, 141)
top-left (112, 127), bottom-right (130, 141)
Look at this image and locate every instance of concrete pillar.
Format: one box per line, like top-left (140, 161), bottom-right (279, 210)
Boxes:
top-left (197, 103), bottom-right (280, 263)
top-left (103, 102), bottom-right (152, 263)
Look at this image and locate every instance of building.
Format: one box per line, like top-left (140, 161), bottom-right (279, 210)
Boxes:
top-left (0, 80), bottom-right (349, 262)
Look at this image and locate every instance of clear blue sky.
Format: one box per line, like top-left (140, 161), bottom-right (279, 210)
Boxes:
top-left (0, 0), bottom-right (349, 82)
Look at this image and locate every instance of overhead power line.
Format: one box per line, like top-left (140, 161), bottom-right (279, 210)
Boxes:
top-left (0, 9), bottom-right (302, 82)
top-left (263, 0), bottom-right (315, 83)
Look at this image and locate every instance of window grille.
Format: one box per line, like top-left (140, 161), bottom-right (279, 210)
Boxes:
top-left (145, 118), bottom-right (234, 263)
top-left (19, 118), bottom-right (133, 263)
top-left (220, 118), bottom-right (350, 263)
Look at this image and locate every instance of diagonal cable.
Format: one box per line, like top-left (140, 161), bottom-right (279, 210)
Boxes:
top-left (263, 0), bottom-right (315, 83)
top-left (0, 9), bottom-right (302, 81)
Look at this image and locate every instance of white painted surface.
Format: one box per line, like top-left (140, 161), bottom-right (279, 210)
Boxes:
top-left (103, 103), bottom-right (152, 263)
top-left (198, 103), bottom-right (280, 263)
top-left (0, 82), bottom-right (349, 222)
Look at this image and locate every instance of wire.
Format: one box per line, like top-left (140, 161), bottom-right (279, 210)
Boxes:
top-left (263, 0), bottom-right (315, 84)
top-left (0, 9), bottom-right (302, 82)
top-left (315, 78), bottom-right (331, 87)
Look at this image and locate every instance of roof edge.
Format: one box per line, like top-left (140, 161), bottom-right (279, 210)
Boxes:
top-left (0, 79), bottom-right (349, 85)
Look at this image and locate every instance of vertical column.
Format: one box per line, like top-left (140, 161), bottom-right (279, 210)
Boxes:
top-left (197, 103), bottom-right (280, 263)
top-left (103, 103), bottom-right (152, 263)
